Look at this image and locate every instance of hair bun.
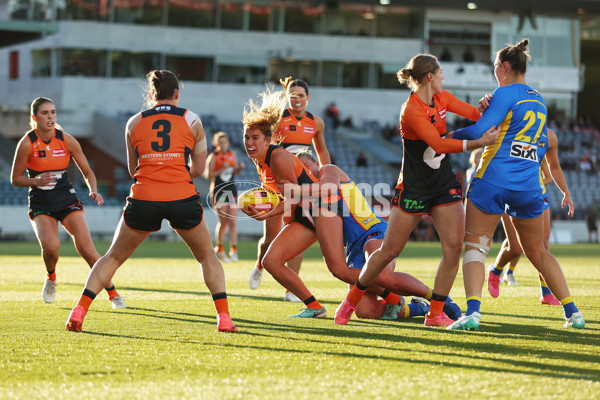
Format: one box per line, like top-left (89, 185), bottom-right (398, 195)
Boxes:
top-left (516, 38), bottom-right (529, 51)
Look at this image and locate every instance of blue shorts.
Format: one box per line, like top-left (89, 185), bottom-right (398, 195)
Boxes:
top-left (468, 178), bottom-right (544, 219)
top-left (542, 192), bottom-right (550, 211)
top-left (346, 223), bottom-right (387, 270)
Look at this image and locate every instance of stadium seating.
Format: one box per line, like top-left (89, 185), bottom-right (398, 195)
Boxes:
top-left (0, 116), bottom-right (597, 219)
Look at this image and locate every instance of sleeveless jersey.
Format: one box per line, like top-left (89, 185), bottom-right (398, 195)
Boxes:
top-left (453, 84), bottom-right (548, 191)
top-left (211, 149), bottom-right (237, 188)
top-left (277, 108), bottom-right (319, 154)
top-left (129, 105), bottom-right (199, 201)
top-left (253, 144), bottom-right (317, 193)
top-left (398, 90), bottom-right (480, 194)
top-left (330, 180), bottom-right (383, 249)
top-left (25, 129), bottom-right (78, 210)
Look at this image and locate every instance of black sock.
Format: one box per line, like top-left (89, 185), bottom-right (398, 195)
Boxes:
top-left (212, 292), bottom-right (227, 301)
top-left (431, 292), bottom-right (448, 302)
top-left (303, 295), bottom-right (316, 306)
top-left (356, 279), bottom-right (368, 291)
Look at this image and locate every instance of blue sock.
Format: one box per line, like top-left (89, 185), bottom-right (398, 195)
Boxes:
top-left (563, 302), bottom-right (578, 319)
top-left (540, 285), bottom-right (552, 296)
top-left (466, 298), bottom-right (481, 316)
top-left (408, 301), bottom-right (428, 317)
top-left (491, 267), bottom-right (503, 276)
top-left (507, 270), bottom-right (514, 275)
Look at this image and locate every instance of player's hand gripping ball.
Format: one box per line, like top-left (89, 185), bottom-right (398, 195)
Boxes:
top-left (238, 187), bottom-right (281, 214)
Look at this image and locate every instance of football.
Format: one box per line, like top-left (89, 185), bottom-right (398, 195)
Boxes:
top-left (238, 187), bottom-right (281, 213)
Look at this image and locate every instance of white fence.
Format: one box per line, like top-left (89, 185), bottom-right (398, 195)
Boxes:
top-left (0, 205), bottom-right (592, 244)
top-left (0, 205), bottom-right (265, 242)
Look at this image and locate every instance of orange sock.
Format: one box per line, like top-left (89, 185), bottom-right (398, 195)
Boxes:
top-left (106, 287), bottom-right (119, 300)
top-left (214, 298), bottom-right (229, 315)
top-left (380, 290), bottom-right (401, 305)
top-left (306, 299), bottom-right (322, 310)
top-left (231, 245), bottom-right (237, 252)
top-left (47, 271), bottom-right (56, 281)
top-left (256, 260), bottom-right (263, 270)
top-left (217, 244), bottom-right (224, 252)
top-left (347, 285), bottom-right (367, 306)
top-left (77, 295), bottom-right (94, 312)
top-left (428, 299), bottom-right (445, 318)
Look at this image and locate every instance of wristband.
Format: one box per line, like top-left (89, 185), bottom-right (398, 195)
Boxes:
top-left (463, 140), bottom-right (468, 152)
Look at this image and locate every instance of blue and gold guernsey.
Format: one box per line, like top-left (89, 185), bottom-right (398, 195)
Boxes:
top-left (328, 179), bottom-right (387, 268)
top-left (453, 83), bottom-right (548, 191)
top-left (540, 169), bottom-right (550, 210)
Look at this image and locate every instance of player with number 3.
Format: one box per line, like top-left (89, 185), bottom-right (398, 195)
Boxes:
top-left (66, 70), bottom-right (238, 333)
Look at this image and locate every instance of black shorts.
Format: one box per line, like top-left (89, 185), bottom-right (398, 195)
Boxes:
top-left (123, 194), bottom-right (204, 232)
top-left (290, 202), bottom-right (317, 231)
top-left (213, 182), bottom-right (238, 205)
top-left (29, 198), bottom-right (84, 222)
top-left (391, 183), bottom-right (463, 215)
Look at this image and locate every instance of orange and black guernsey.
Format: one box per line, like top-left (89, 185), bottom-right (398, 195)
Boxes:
top-left (211, 149), bottom-right (237, 189)
top-left (276, 108), bottom-right (319, 154)
top-left (397, 90), bottom-right (480, 194)
top-left (129, 105), bottom-right (199, 201)
top-left (25, 128), bottom-right (78, 210)
top-left (253, 144), bottom-right (317, 194)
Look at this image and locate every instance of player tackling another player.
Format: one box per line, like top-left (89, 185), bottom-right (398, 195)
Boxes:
top-left (59, 41), bottom-right (585, 334)
top-left (449, 39), bottom-right (584, 330)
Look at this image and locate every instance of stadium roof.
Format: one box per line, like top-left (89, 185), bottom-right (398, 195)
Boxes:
top-left (326, 0), bottom-right (600, 17)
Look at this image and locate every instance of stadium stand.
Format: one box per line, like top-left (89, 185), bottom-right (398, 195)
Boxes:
top-left (1, 116), bottom-right (598, 220)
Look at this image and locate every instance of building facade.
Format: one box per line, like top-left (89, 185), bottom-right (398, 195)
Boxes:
top-left (0, 1), bottom-right (585, 143)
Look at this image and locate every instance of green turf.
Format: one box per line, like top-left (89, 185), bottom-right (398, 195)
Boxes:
top-left (0, 241), bottom-right (599, 399)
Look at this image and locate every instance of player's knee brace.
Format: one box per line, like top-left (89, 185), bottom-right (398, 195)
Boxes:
top-left (463, 231), bottom-right (491, 265)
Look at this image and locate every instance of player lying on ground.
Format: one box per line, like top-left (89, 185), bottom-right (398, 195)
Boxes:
top-left (268, 150), bottom-right (462, 322)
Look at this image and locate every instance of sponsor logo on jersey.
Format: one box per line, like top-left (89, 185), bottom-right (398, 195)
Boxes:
top-left (35, 150), bottom-right (46, 158)
top-left (155, 105), bottom-right (172, 111)
top-left (289, 125), bottom-right (296, 131)
top-left (510, 142), bottom-right (538, 162)
top-left (303, 126), bottom-right (315, 134)
top-left (438, 108), bottom-right (447, 120)
top-left (140, 152), bottom-right (181, 159)
top-left (363, 217), bottom-right (373, 224)
top-left (423, 147), bottom-right (445, 169)
top-left (449, 188), bottom-right (458, 195)
top-left (52, 149), bottom-right (67, 158)
top-left (261, 173), bottom-right (277, 185)
top-left (525, 89), bottom-right (539, 96)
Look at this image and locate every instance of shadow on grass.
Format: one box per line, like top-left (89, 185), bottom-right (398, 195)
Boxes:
top-left (62, 282), bottom-right (347, 306)
top-left (63, 304), bottom-right (600, 383)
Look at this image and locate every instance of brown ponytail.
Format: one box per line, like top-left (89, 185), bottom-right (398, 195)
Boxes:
top-left (496, 38), bottom-right (531, 75)
top-left (397, 54), bottom-right (439, 91)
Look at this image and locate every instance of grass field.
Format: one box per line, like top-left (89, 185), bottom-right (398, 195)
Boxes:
top-left (1, 240), bottom-right (599, 400)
